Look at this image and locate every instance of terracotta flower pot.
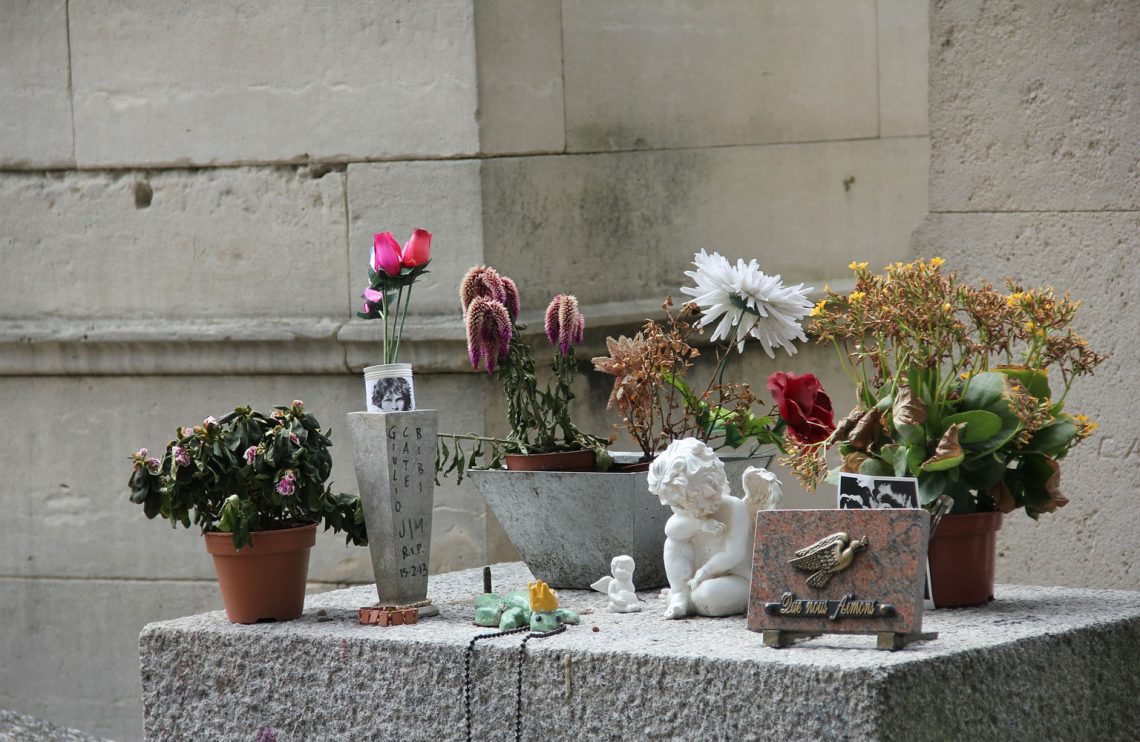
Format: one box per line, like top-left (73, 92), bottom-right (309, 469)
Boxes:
top-left (927, 511), bottom-right (1003, 608)
top-left (504, 449), bottom-right (597, 472)
top-left (204, 523), bottom-right (317, 623)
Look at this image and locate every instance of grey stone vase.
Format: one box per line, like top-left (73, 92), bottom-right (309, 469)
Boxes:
top-left (346, 410), bottom-right (437, 608)
top-left (471, 450), bottom-right (774, 591)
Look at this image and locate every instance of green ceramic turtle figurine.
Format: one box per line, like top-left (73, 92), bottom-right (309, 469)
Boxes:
top-left (474, 580), bottom-right (580, 632)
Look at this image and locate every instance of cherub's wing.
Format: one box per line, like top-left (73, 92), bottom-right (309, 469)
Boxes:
top-left (589, 576), bottom-right (613, 594)
top-left (741, 466), bottom-right (784, 513)
top-left (793, 532), bottom-right (847, 558)
top-left (789, 541), bottom-right (841, 573)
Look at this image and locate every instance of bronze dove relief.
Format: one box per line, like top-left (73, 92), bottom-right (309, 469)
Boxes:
top-left (789, 532), bottom-right (869, 588)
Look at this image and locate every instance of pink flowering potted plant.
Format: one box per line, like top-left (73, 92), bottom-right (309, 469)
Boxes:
top-left (128, 402), bottom-right (366, 623)
top-left (356, 228), bottom-right (432, 412)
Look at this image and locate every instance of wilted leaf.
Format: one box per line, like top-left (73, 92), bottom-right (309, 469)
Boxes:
top-left (847, 408), bottom-right (883, 450)
top-left (833, 407), bottom-right (864, 442)
top-left (988, 481), bottom-right (1016, 514)
top-left (921, 422), bottom-right (966, 472)
top-left (842, 452), bottom-right (869, 473)
top-left (892, 384), bottom-right (927, 427)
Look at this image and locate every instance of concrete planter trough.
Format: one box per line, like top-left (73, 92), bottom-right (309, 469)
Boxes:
top-left (471, 450), bottom-right (774, 590)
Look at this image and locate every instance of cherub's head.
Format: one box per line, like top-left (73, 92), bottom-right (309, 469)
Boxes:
top-left (647, 438), bottom-right (729, 518)
top-left (611, 555), bottom-right (635, 581)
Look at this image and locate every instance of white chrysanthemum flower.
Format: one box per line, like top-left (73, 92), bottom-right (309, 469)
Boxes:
top-left (680, 249), bottom-right (813, 357)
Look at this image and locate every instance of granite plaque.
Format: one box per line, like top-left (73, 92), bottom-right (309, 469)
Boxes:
top-left (748, 509), bottom-right (930, 639)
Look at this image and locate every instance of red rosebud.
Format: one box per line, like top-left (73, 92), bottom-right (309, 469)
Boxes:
top-left (402, 228), bottom-right (432, 268)
top-left (767, 371), bottom-right (835, 444)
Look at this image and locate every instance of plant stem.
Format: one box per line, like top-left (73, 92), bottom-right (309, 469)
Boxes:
top-left (394, 283), bottom-right (412, 363)
top-left (382, 289), bottom-right (391, 364)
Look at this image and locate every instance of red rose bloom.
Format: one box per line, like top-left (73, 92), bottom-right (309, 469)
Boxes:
top-left (767, 372), bottom-right (836, 444)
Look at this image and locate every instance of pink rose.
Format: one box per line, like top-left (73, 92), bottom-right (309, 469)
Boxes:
top-left (371, 232), bottom-right (403, 277)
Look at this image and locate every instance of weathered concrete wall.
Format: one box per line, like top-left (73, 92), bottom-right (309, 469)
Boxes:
top-left (914, 0), bottom-right (1139, 590)
top-left (0, 1), bottom-right (929, 738)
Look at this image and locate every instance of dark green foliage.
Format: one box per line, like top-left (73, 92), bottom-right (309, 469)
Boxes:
top-left (128, 403), bottom-right (367, 550)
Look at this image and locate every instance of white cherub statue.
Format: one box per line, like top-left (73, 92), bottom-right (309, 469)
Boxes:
top-left (647, 438), bottom-right (782, 619)
top-left (590, 555), bottom-right (641, 613)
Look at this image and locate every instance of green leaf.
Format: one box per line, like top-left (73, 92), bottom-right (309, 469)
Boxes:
top-left (879, 444), bottom-right (909, 477)
top-left (957, 372), bottom-right (1023, 454)
top-left (960, 452), bottom-right (1008, 491)
top-left (917, 472), bottom-right (947, 506)
top-left (906, 444), bottom-right (926, 477)
top-left (893, 421), bottom-right (926, 447)
top-left (994, 366), bottom-right (1051, 401)
top-left (858, 457), bottom-right (892, 477)
top-left (959, 371), bottom-right (1008, 411)
top-left (943, 410), bottom-right (1003, 444)
top-left (921, 453), bottom-right (964, 472)
top-left (1021, 415), bottom-right (1080, 457)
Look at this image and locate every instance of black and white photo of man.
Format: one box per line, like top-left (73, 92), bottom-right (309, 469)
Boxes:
top-left (838, 473), bottom-right (919, 510)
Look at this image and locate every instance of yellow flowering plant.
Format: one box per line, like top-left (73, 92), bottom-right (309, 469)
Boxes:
top-left (799, 258), bottom-right (1105, 517)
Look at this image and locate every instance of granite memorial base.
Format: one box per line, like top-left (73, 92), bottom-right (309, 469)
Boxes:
top-left (140, 562), bottom-right (1140, 741)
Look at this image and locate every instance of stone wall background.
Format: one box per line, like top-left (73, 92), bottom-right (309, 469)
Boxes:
top-left (17, 1), bottom-right (1114, 739)
top-left (914, 0), bottom-right (1139, 593)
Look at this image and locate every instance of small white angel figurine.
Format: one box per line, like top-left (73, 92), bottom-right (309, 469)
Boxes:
top-left (590, 555), bottom-right (641, 613)
top-left (647, 438), bottom-right (782, 619)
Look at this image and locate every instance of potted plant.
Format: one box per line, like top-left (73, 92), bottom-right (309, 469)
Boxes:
top-left (128, 402), bottom-right (366, 623)
top-left (797, 258), bottom-right (1105, 606)
top-left (592, 249), bottom-right (833, 469)
top-left (444, 253), bottom-right (833, 590)
top-left (437, 265), bottom-right (609, 476)
top-left (356, 228), bottom-right (432, 412)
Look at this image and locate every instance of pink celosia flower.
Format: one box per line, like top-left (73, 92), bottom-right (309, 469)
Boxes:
top-left (501, 276), bottom-right (521, 321)
top-left (465, 296), bottom-right (513, 373)
top-left (172, 445), bottom-right (190, 467)
top-left (276, 471), bottom-right (296, 496)
top-left (372, 232), bottom-right (403, 277)
top-left (545, 294), bottom-right (584, 357)
top-left (401, 228), bottom-right (432, 268)
top-left (460, 266), bottom-right (507, 311)
top-left (243, 446), bottom-right (258, 464)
